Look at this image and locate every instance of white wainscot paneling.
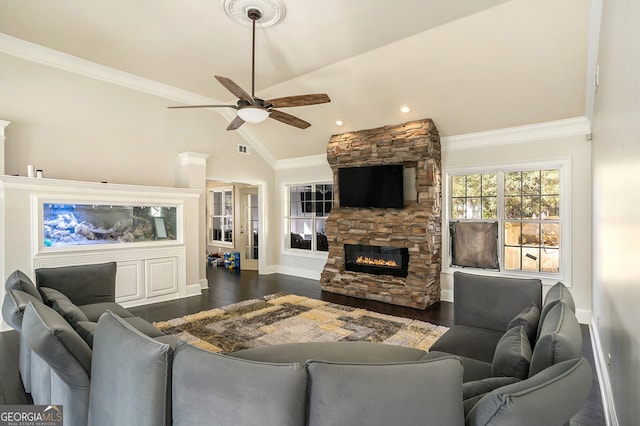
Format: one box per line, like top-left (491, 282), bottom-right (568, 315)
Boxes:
top-left (146, 257), bottom-right (178, 298)
top-left (115, 260), bottom-right (144, 302)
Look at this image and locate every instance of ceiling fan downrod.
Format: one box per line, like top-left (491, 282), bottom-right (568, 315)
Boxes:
top-left (247, 8), bottom-right (262, 99)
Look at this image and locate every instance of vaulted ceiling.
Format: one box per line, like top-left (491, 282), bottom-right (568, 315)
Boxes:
top-left (0, 0), bottom-right (590, 163)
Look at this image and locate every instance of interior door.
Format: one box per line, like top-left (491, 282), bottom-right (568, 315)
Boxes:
top-left (239, 186), bottom-right (259, 270)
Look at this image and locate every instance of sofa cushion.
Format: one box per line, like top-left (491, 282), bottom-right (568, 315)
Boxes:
top-left (491, 326), bottom-right (532, 379)
top-left (39, 287), bottom-right (90, 324)
top-left (76, 316), bottom-right (165, 347)
top-left (537, 282), bottom-right (575, 339)
top-left (529, 301), bottom-right (582, 377)
top-left (22, 302), bottom-right (92, 383)
top-left (462, 377), bottom-right (522, 417)
top-left (79, 302), bottom-right (134, 321)
top-left (466, 358), bottom-right (592, 426)
top-left (231, 341), bottom-right (427, 364)
top-left (506, 303), bottom-right (540, 347)
top-left (2, 289), bottom-right (43, 331)
top-left (35, 262), bottom-right (117, 306)
top-left (452, 272), bottom-right (542, 332)
top-left (89, 311), bottom-right (173, 426)
top-left (5, 270), bottom-right (43, 302)
top-left (429, 325), bottom-right (504, 364)
top-left (422, 350), bottom-right (492, 383)
top-left (306, 356), bottom-right (464, 426)
top-left (172, 343), bottom-right (307, 426)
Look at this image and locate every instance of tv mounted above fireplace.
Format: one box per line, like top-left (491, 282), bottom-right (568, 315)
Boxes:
top-left (338, 164), bottom-right (404, 209)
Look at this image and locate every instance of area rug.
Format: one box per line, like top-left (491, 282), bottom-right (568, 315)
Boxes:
top-left (154, 293), bottom-right (448, 353)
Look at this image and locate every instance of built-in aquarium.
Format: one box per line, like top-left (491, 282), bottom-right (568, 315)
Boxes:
top-left (42, 203), bottom-right (178, 247)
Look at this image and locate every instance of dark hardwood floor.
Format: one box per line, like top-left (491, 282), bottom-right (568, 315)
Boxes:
top-left (0, 266), bottom-right (605, 425)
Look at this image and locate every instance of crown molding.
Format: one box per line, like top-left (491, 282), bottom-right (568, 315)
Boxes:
top-left (0, 33), bottom-right (276, 168)
top-left (441, 116), bottom-right (592, 152)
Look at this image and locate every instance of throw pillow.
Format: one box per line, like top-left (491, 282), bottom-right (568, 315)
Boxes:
top-left (491, 326), bottom-right (532, 379)
top-left (507, 303), bottom-right (540, 347)
top-left (306, 357), bottom-right (464, 426)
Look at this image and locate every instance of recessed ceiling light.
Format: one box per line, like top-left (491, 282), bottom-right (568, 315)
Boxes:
top-left (336, 120), bottom-right (344, 126)
top-left (400, 106), bottom-right (411, 113)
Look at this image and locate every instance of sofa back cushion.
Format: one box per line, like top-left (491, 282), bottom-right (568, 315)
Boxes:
top-left (506, 303), bottom-right (540, 348)
top-left (89, 311), bottom-right (173, 426)
top-left (466, 357), bottom-right (592, 426)
top-left (22, 301), bottom-right (91, 386)
top-left (5, 270), bottom-right (43, 302)
top-left (529, 301), bottom-right (582, 377)
top-left (35, 262), bottom-right (117, 306)
top-left (491, 326), bottom-right (532, 380)
top-left (453, 272), bottom-right (542, 332)
top-left (537, 282), bottom-right (575, 339)
top-left (172, 343), bottom-right (307, 426)
top-left (307, 357), bottom-right (464, 426)
top-left (2, 289), bottom-right (43, 331)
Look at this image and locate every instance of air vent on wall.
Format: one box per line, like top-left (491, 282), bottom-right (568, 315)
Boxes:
top-left (238, 144), bottom-right (252, 155)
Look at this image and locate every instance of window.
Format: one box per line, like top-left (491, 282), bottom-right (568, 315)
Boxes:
top-left (446, 162), bottom-right (567, 278)
top-left (285, 183), bottom-right (333, 252)
top-left (209, 187), bottom-right (233, 245)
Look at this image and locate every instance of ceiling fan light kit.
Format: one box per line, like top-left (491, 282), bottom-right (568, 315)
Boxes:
top-left (168, 0), bottom-right (330, 131)
top-left (237, 106), bottom-right (270, 123)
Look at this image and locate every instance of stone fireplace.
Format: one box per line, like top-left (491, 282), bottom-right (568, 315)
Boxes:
top-left (321, 119), bottom-right (441, 309)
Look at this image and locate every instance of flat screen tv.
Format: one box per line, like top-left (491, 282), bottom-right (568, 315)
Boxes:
top-left (338, 164), bottom-right (404, 208)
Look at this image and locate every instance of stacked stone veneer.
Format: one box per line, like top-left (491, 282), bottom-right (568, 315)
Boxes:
top-left (321, 119), bottom-right (441, 309)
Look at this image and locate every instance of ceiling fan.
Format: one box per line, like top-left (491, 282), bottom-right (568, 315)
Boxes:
top-left (168, 8), bottom-right (330, 131)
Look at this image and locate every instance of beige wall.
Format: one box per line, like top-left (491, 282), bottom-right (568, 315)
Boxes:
top-left (591, 0), bottom-right (640, 423)
top-left (0, 52), bottom-right (278, 274)
top-left (441, 134), bottom-right (592, 322)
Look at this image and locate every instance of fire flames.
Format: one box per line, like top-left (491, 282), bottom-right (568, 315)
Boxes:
top-left (355, 256), bottom-right (399, 268)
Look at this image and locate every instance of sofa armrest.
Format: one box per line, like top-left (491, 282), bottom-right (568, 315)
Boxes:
top-left (453, 272), bottom-right (542, 332)
top-left (35, 262), bottom-right (117, 306)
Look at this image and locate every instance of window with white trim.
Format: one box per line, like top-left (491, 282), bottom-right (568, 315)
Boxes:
top-left (446, 162), bottom-right (567, 278)
top-left (284, 183), bottom-right (333, 252)
top-left (208, 187), bottom-right (233, 245)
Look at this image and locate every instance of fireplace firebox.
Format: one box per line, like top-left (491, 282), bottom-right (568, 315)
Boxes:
top-left (344, 244), bottom-right (409, 278)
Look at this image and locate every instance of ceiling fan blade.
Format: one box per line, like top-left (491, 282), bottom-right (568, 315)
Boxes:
top-left (215, 76), bottom-right (253, 102)
top-left (226, 115), bottom-right (245, 131)
top-left (266, 94), bottom-right (331, 108)
top-left (269, 109), bottom-right (311, 129)
top-left (167, 104), bottom-right (237, 109)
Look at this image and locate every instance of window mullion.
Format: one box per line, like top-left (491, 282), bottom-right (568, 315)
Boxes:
top-left (496, 171), bottom-right (506, 271)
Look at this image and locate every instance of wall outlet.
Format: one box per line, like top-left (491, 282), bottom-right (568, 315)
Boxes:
top-left (238, 144), bottom-right (251, 155)
top-left (607, 353), bottom-right (612, 367)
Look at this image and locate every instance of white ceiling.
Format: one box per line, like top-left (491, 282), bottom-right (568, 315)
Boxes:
top-left (0, 0), bottom-right (590, 162)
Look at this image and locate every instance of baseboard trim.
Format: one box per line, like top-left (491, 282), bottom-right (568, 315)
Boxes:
top-left (589, 317), bottom-right (619, 426)
top-left (276, 265), bottom-right (322, 281)
top-left (440, 288), bottom-right (454, 303)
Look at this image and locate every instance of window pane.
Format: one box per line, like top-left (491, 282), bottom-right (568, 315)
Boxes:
top-left (521, 223), bottom-right (540, 246)
top-left (212, 217), bottom-right (222, 241)
top-left (522, 248), bottom-right (540, 272)
top-left (452, 176), bottom-right (466, 198)
top-left (452, 198), bottom-right (466, 219)
top-left (467, 197), bottom-right (482, 219)
top-left (316, 219), bottom-right (328, 251)
top-left (504, 172), bottom-right (521, 195)
top-left (541, 249), bottom-right (560, 273)
top-left (541, 195), bottom-right (560, 219)
top-left (504, 247), bottom-right (521, 270)
top-left (289, 218), bottom-right (312, 250)
top-left (505, 222), bottom-right (521, 245)
top-left (482, 174), bottom-right (497, 196)
top-left (522, 170), bottom-right (541, 195)
top-left (522, 196), bottom-right (541, 219)
top-left (505, 196), bottom-right (522, 219)
top-left (541, 170), bottom-right (559, 194)
top-left (467, 175), bottom-right (481, 197)
top-left (542, 223), bottom-right (560, 248)
top-left (213, 192), bottom-right (222, 216)
top-left (482, 197), bottom-right (497, 219)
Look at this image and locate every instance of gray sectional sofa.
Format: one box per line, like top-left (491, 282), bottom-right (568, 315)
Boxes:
top-left (2, 266), bottom-right (592, 426)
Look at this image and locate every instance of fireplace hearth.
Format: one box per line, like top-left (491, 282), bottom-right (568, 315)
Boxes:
top-left (344, 244), bottom-right (409, 278)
